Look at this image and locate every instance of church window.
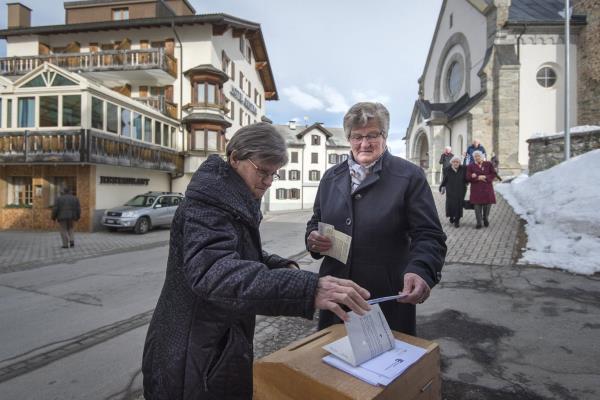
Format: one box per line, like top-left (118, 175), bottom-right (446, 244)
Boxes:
top-left (447, 61), bottom-right (463, 99)
top-left (536, 67), bottom-right (557, 88)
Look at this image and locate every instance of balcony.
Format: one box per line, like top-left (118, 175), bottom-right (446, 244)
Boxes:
top-left (134, 95), bottom-right (178, 119)
top-left (0, 48), bottom-right (177, 86)
top-left (0, 129), bottom-right (183, 173)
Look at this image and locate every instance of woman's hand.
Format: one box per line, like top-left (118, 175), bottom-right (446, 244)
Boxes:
top-left (314, 276), bottom-right (371, 321)
top-left (471, 173), bottom-right (477, 179)
top-left (307, 230), bottom-right (333, 253)
top-left (478, 175), bottom-right (487, 181)
top-left (398, 273), bottom-right (431, 305)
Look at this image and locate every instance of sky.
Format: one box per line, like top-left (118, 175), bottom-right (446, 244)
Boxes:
top-left (0, 0), bottom-right (443, 157)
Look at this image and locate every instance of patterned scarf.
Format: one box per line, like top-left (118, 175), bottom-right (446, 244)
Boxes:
top-left (347, 149), bottom-right (387, 193)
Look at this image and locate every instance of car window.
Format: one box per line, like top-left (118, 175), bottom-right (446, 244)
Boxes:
top-left (125, 195), bottom-right (156, 207)
top-left (156, 196), bottom-right (170, 206)
top-left (146, 197), bottom-right (156, 206)
top-left (171, 197), bottom-right (182, 206)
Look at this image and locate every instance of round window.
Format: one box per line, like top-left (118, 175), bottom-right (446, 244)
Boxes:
top-left (536, 67), bottom-right (557, 88)
top-left (447, 61), bottom-right (463, 99)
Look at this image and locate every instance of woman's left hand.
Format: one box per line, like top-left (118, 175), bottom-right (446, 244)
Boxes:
top-left (398, 273), bottom-right (431, 305)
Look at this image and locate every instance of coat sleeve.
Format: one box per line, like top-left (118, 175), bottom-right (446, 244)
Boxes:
top-left (439, 168), bottom-right (448, 190)
top-left (51, 201), bottom-right (58, 220)
top-left (403, 169), bottom-right (447, 288)
top-left (466, 164), bottom-right (476, 183)
top-left (485, 162), bottom-right (496, 182)
top-left (182, 204), bottom-right (319, 318)
top-left (305, 182), bottom-right (325, 260)
top-left (262, 251), bottom-right (295, 269)
top-left (75, 198), bottom-right (81, 221)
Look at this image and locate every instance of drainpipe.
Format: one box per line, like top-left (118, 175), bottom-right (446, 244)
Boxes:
top-left (170, 19), bottom-right (185, 193)
top-left (516, 24), bottom-right (527, 63)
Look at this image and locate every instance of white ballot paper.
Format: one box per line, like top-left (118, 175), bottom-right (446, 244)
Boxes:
top-left (322, 304), bottom-right (428, 386)
top-left (317, 222), bottom-right (351, 264)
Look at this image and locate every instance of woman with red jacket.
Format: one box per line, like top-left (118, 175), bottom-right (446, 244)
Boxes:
top-left (466, 150), bottom-right (496, 229)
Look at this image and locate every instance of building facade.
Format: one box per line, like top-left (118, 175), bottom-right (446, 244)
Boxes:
top-left (405, 0), bottom-right (598, 183)
top-left (264, 122), bottom-right (350, 212)
top-left (0, 0), bottom-right (277, 230)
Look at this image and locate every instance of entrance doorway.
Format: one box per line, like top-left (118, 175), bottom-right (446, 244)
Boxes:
top-left (415, 132), bottom-right (429, 169)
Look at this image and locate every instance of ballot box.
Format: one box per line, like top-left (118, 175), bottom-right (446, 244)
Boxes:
top-left (254, 324), bottom-right (441, 400)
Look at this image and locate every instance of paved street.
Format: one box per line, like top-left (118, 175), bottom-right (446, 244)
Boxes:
top-left (0, 194), bottom-right (598, 400)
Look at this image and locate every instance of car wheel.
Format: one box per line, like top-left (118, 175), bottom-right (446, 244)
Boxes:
top-left (134, 217), bottom-right (151, 234)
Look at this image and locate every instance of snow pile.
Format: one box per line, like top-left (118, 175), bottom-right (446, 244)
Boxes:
top-left (496, 149), bottom-right (600, 275)
top-left (530, 125), bottom-right (600, 140)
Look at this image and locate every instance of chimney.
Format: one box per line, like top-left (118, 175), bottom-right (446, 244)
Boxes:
top-left (288, 120), bottom-right (297, 130)
top-left (7, 3), bottom-right (32, 29)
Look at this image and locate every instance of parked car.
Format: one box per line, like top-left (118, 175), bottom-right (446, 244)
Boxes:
top-left (103, 191), bottom-right (184, 234)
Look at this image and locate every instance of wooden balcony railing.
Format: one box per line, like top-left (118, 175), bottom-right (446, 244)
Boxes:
top-left (134, 95), bottom-right (178, 119)
top-left (0, 130), bottom-right (182, 173)
top-left (0, 48), bottom-right (177, 78)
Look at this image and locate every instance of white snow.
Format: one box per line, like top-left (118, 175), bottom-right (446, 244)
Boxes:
top-left (496, 149), bottom-right (600, 275)
top-left (530, 125), bottom-right (600, 140)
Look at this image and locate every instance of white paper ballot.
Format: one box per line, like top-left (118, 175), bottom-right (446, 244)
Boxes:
top-left (317, 222), bottom-right (351, 264)
top-left (322, 304), bottom-right (394, 367)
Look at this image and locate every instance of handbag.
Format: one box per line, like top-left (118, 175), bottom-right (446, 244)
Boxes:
top-left (463, 200), bottom-right (474, 210)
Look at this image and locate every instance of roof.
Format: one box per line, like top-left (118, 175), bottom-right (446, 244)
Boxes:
top-left (273, 123), bottom-right (349, 148)
top-left (64, 0), bottom-right (196, 14)
top-left (416, 91), bottom-right (487, 123)
top-left (508, 0), bottom-right (586, 24)
top-left (0, 13), bottom-right (278, 99)
top-left (183, 64), bottom-right (229, 82)
top-left (181, 112), bottom-right (232, 127)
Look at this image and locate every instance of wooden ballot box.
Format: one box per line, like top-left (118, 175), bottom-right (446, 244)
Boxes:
top-left (254, 324), bottom-right (441, 400)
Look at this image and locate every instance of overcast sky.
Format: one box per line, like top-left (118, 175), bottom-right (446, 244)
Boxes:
top-left (0, 0), bottom-right (443, 156)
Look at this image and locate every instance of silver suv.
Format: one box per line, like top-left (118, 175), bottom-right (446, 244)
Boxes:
top-left (102, 191), bottom-right (184, 234)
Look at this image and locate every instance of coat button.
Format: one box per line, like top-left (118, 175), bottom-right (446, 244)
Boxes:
top-left (355, 194), bottom-right (362, 200)
top-left (346, 218), bottom-right (352, 226)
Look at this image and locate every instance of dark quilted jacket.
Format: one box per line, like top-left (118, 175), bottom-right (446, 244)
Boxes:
top-left (51, 194), bottom-right (80, 221)
top-left (142, 155), bottom-right (319, 400)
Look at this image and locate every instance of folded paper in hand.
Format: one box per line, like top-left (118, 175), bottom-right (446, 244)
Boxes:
top-left (317, 222), bottom-right (351, 264)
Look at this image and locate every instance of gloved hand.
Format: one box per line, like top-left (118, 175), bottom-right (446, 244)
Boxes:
top-left (439, 186), bottom-right (446, 195)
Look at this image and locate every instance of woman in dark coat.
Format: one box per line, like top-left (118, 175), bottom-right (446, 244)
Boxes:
top-left (142, 123), bottom-right (370, 400)
top-left (467, 150), bottom-right (497, 229)
top-left (306, 102), bottom-right (447, 336)
top-left (439, 155), bottom-right (467, 228)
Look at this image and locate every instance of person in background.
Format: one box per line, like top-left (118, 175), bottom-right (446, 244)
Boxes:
top-left (438, 146), bottom-right (454, 182)
top-left (490, 152), bottom-right (502, 181)
top-left (142, 123), bottom-right (371, 400)
top-left (464, 139), bottom-right (486, 165)
top-left (467, 150), bottom-right (496, 229)
top-left (439, 155), bottom-right (467, 228)
top-left (305, 102), bottom-right (447, 336)
top-left (51, 187), bottom-right (80, 248)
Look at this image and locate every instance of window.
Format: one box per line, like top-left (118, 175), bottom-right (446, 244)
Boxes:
top-left (22, 75), bottom-right (45, 88)
top-left (222, 51), bottom-right (231, 74)
top-left (247, 114), bottom-right (251, 126)
top-left (247, 80), bottom-right (251, 98)
top-left (289, 188), bottom-right (300, 200)
top-left (450, 13), bottom-right (453, 28)
top-left (154, 120), bottom-right (162, 145)
top-left (133, 112), bottom-right (142, 140)
top-left (63, 95), bottom-right (81, 127)
top-left (447, 61), bottom-right (463, 99)
top-left (121, 108), bottom-right (131, 137)
top-left (289, 170), bottom-right (300, 180)
top-left (91, 97), bottom-right (103, 130)
top-left (162, 123), bottom-right (169, 147)
top-left (537, 66), bottom-right (557, 88)
top-left (7, 99), bottom-right (12, 128)
top-left (144, 117), bottom-right (152, 142)
top-left (52, 74), bottom-right (77, 87)
top-left (309, 170), bottom-right (321, 181)
top-left (239, 72), bottom-right (244, 90)
top-left (328, 154), bottom-right (339, 164)
top-left (49, 176), bottom-right (76, 206)
top-left (229, 103), bottom-right (235, 120)
top-left (39, 96), bottom-right (58, 127)
top-left (171, 127), bottom-right (176, 148)
top-left (278, 169), bottom-right (286, 180)
top-left (246, 45), bottom-right (252, 63)
top-left (311, 152), bottom-right (318, 164)
top-left (340, 154), bottom-right (349, 162)
top-left (230, 62), bottom-right (236, 82)
top-left (207, 130), bottom-right (218, 151)
top-left (291, 151), bottom-right (298, 163)
top-left (106, 102), bottom-right (118, 133)
top-left (239, 37), bottom-right (245, 54)
top-left (276, 188), bottom-right (287, 200)
top-left (17, 97), bottom-right (35, 128)
top-left (195, 82), bottom-right (218, 105)
top-left (193, 130), bottom-right (205, 150)
top-left (112, 8), bottom-right (129, 20)
top-left (239, 109), bottom-right (245, 126)
top-left (312, 135), bottom-right (321, 146)
top-left (8, 177), bottom-right (32, 206)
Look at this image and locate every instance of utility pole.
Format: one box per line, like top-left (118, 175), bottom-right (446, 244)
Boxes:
top-left (564, 0), bottom-right (571, 160)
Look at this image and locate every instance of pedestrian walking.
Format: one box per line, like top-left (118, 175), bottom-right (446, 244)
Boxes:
top-left (142, 123), bottom-right (371, 400)
top-left (490, 152), bottom-right (502, 181)
top-left (439, 146), bottom-right (454, 182)
top-left (51, 187), bottom-right (80, 248)
top-left (464, 139), bottom-right (486, 165)
top-left (439, 155), bottom-right (467, 228)
top-left (467, 150), bottom-right (496, 229)
top-left (306, 102), bottom-right (447, 335)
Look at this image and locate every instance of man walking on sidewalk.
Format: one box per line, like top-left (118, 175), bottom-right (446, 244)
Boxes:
top-left (51, 188), bottom-right (81, 248)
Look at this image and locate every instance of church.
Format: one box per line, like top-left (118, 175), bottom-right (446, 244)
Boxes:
top-left (405, 0), bottom-right (600, 183)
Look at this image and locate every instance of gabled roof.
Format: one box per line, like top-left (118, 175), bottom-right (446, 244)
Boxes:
top-left (273, 123), bottom-right (349, 148)
top-left (508, 0), bottom-right (586, 24)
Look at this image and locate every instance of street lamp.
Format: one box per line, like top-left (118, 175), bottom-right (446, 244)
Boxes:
top-left (559, 1), bottom-right (572, 160)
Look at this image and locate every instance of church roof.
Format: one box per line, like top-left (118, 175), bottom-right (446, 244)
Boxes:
top-left (508, 0), bottom-right (587, 24)
top-left (273, 123), bottom-right (349, 148)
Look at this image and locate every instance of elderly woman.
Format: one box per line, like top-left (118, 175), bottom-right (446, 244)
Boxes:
top-left (142, 123), bottom-right (371, 400)
top-left (467, 150), bottom-right (497, 229)
top-left (439, 155), bottom-right (467, 228)
top-left (306, 102), bottom-right (447, 335)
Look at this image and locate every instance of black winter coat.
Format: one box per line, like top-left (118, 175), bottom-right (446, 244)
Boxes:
top-left (142, 155), bottom-right (319, 400)
top-left (306, 151), bottom-right (446, 335)
top-left (51, 194), bottom-right (80, 221)
top-left (440, 165), bottom-right (467, 219)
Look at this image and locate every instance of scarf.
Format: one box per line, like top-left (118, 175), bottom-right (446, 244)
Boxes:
top-left (347, 149), bottom-right (386, 193)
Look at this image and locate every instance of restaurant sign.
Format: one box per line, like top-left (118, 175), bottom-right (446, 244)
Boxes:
top-left (100, 176), bottom-right (150, 185)
top-left (230, 87), bottom-right (257, 115)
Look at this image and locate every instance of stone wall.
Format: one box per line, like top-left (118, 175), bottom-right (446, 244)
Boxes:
top-left (574, 0), bottom-right (600, 126)
top-left (527, 129), bottom-right (600, 174)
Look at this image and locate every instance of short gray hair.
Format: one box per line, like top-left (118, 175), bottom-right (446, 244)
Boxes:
top-left (450, 155), bottom-right (462, 163)
top-left (343, 102), bottom-right (390, 139)
top-left (472, 150), bottom-right (484, 159)
top-left (226, 122), bottom-right (288, 165)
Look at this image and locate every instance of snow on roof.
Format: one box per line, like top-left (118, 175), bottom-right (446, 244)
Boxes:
top-left (496, 149), bottom-right (600, 275)
top-left (530, 125), bottom-right (600, 140)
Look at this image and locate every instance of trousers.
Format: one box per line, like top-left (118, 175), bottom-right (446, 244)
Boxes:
top-left (474, 204), bottom-right (491, 226)
top-left (59, 220), bottom-right (75, 247)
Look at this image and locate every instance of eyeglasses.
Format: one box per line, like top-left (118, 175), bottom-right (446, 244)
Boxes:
top-left (349, 131), bottom-right (383, 144)
top-left (247, 159), bottom-right (280, 180)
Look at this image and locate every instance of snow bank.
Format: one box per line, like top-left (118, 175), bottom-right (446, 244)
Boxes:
top-left (496, 149), bottom-right (600, 275)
